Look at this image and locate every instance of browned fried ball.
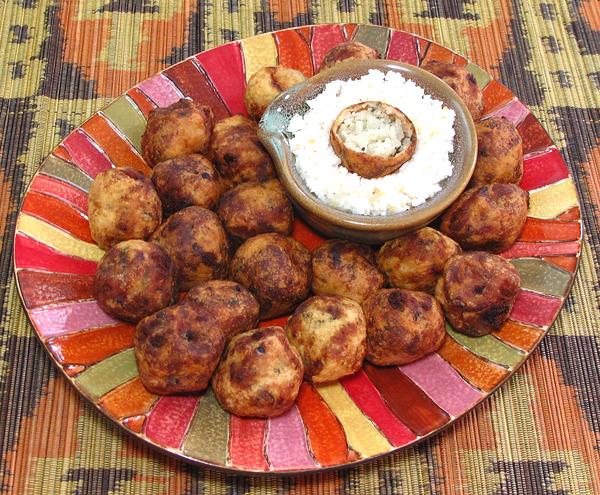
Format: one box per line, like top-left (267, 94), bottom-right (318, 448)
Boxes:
top-left (435, 252), bottom-right (521, 336)
top-left (471, 117), bottom-right (523, 186)
top-left (440, 183), bottom-right (529, 253)
top-left (151, 206), bottom-right (229, 290)
top-left (134, 301), bottom-right (225, 394)
top-left (152, 154), bottom-right (223, 214)
top-left (244, 66), bottom-right (306, 120)
top-left (210, 115), bottom-right (276, 187)
top-left (212, 326), bottom-right (303, 417)
top-left (377, 227), bottom-right (461, 293)
top-left (141, 98), bottom-right (214, 167)
top-left (230, 233), bottom-right (311, 319)
top-left (94, 240), bottom-right (177, 322)
top-left (364, 288), bottom-right (446, 366)
top-left (88, 167), bottom-right (162, 250)
top-left (286, 296), bottom-right (366, 383)
top-left (216, 179), bottom-right (293, 242)
top-left (423, 61), bottom-right (484, 121)
top-left (186, 280), bottom-right (260, 341)
top-left (320, 41), bottom-right (380, 72)
top-left (312, 240), bottom-right (384, 304)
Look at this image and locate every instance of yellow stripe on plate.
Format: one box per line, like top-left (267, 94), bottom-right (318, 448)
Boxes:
top-left (241, 33), bottom-right (278, 81)
top-left (316, 381), bottom-right (392, 458)
top-left (528, 178), bottom-right (578, 219)
top-left (17, 214), bottom-right (104, 262)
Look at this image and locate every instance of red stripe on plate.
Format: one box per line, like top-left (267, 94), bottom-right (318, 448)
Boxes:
top-left (386, 31), bottom-right (418, 65)
top-left (62, 129), bottom-right (113, 178)
top-left (510, 290), bottom-right (563, 327)
top-left (17, 269), bottom-right (94, 308)
top-left (500, 241), bottom-right (580, 259)
top-left (30, 174), bottom-right (88, 213)
top-left (520, 148), bottom-right (569, 191)
top-left (311, 24), bottom-right (346, 72)
top-left (228, 416), bottom-right (269, 471)
top-left (145, 395), bottom-right (199, 449)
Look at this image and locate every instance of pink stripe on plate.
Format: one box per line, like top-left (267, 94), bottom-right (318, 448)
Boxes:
top-left (520, 147), bottom-right (569, 191)
top-left (510, 290), bottom-right (562, 327)
top-left (145, 395), bottom-right (199, 449)
top-left (341, 370), bottom-right (417, 446)
top-left (137, 74), bottom-right (183, 107)
top-left (487, 98), bottom-right (529, 125)
top-left (62, 129), bottom-right (113, 178)
top-left (29, 300), bottom-right (118, 339)
top-left (500, 241), bottom-right (580, 259)
top-left (266, 404), bottom-right (316, 470)
top-left (400, 353), bottom-right (483, 417)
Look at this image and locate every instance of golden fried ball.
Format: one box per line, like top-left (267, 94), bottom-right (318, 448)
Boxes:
top-left (88, 167), bottom-right (162, 250)
top-left (152, 154), bottom-right (223, 214)
top-left (377, 227), bottom-right (461, 293)
top-left (423, 61), bottom-right (484, 121)
top-left (212, 326), bottom-right (303, 417)
top-left (364, 288), bottom-right (446, 366)
top-left (286, 296), bottom-right (366, 383)
top-left (94, 240), bottom-right (176, 322)
top-left (435, 252), bottom-right (521, 336)
top-left (230, 233), bottom-right (311, 319)
top-left (141, 98), bottom-right (214, 167)
top-left (186, 280), bottom-right (260, 341)
top-left (134, 301), bottom-right (225, 394)
top-left (440, 183), bottom-right (529, 253)
top-left (244, 66), bottom-right (306, 120)
top-left (471, 117), bottom-right (523, 187)
top-left (312, 240), bottom-right (384, 304)
top-left (210, 115), bottom-right (276, 187)
top-left (216, 179), bottom-right (293, 242)
top-left (320, 41), bottom-right (380, 72)
top-left (151, 206), bottom-right (229, 290)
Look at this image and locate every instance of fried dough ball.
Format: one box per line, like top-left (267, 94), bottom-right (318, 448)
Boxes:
top-left (151, 206), bottom-right (229, 290)
top-left (212, 326), bottom-right (303, 417)
top-left (88, 167), bottom-right (162, 250)
top-left (320, 41), bottom-right (380, 72)
top-left (216, 179), bottom-right (293, 242)
top-left (230, 233), bottom-right (311, 319)
top-left (186, 280), bottom-right (260, 341)
top-left (94, 240), bottom-right (177, 322)
top-left (312, 240), bottom-right (384, 304)
top-left (364, 288), bottom-right (446, 366)
top-left (286, 296), bottom-right (366, 383)
top-left (377, 227), bottom-right (461, 293)
top-left (134, 302), bottom-right (225, 394)
top-left (141, 99), bottom-right (214, 167)
top-left (440, 183), bottom-right (529, 253)
top-left (244, 66), bottom-right (306, 120)
top-left (471, 117), bottom-right (523, 186)
top-left (423, 61), bottom-right (483, 121)
top-left (210, 115), bottom-right (276, 187)
top-left (435, 252), bottom-right (521, 336)
top-left (152, 154), bottom-right (223, 214)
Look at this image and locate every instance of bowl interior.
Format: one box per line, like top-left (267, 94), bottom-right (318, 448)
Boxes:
top-left (258, 59), bottom-right (477, 236)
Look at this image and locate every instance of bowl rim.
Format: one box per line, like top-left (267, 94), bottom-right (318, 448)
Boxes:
top-left (258, 59), bottom-right (478, 233)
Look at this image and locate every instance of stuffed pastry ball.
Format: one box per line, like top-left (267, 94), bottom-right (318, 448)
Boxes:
top-left (320, 41), bottom-right (380, 72)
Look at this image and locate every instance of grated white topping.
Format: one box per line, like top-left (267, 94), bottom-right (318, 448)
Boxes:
top-left (287, 69), bottom-right (456, 216)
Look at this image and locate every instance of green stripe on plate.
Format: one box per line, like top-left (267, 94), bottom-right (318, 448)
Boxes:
top-left (352, 24), bottom-right (391, 58)
top-left (41, 155), bottom-right (93, 192)
top-left (446, 324), bottom-right (525, 369)
top-left (75, 348), bottom-right (138, 400)
top-left (102, 95), bottom-right (147, 153)
top-left (466, 62), bottom-right (492, 89)
top-left (510, 258), bottom-right (572, 298)
top-left (182, 388), bottom-right (229, 465)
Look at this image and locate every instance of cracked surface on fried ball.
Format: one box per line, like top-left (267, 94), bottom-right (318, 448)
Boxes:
top-left (435, 251), bottom-right (521, 337)
top-left (320, 41), bottom-right (380, 72)
top-left (365, 288), bottom-right (446, 366)
top-left (440, 183), bottom-right (529, 253)
top-left (151, 206), bottom-right (229, 290)
top-left (141, 98), bottom-right (214, 167)
top-left (312, 239), bottom-right (384, 304)
top-left (377, 227), bottom-right (461, 293)
top-left (94, 239), bottom-right (177, 322)
top-left (88, 167), bottom-right (162, 250)
top-left (286, 295), bottom-right (366, 383)
top-left (135, 301), bottom-right (225, 394)
top-left (212, 326), bottom-right (303, 417)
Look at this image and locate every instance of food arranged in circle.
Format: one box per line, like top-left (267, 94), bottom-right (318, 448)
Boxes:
top-left (15, 25), bottom-right (581, 473)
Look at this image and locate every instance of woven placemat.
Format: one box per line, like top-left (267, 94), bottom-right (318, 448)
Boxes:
top-left (1, 1), bottom-right (599, 494)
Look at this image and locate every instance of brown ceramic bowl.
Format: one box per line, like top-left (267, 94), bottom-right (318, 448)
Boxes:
top-left (258, 59), bottom-right (477, 244)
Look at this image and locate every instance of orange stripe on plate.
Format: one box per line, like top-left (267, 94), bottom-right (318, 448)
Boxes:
top-left (542, 256), bottom-right (578, 272)
top-left (99, 377), bottom-right (157, 420)
top-left (126, 87), bottom-right (157, 118)
top-left (493, 320), bottom-right (545, 352)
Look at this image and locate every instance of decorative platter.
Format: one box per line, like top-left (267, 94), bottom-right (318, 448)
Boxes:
top-left (14, 24), bottom-right (582, 474)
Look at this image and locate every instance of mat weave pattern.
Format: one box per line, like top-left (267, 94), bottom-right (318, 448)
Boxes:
top-left (0, 1), bottom-right (599, 494)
